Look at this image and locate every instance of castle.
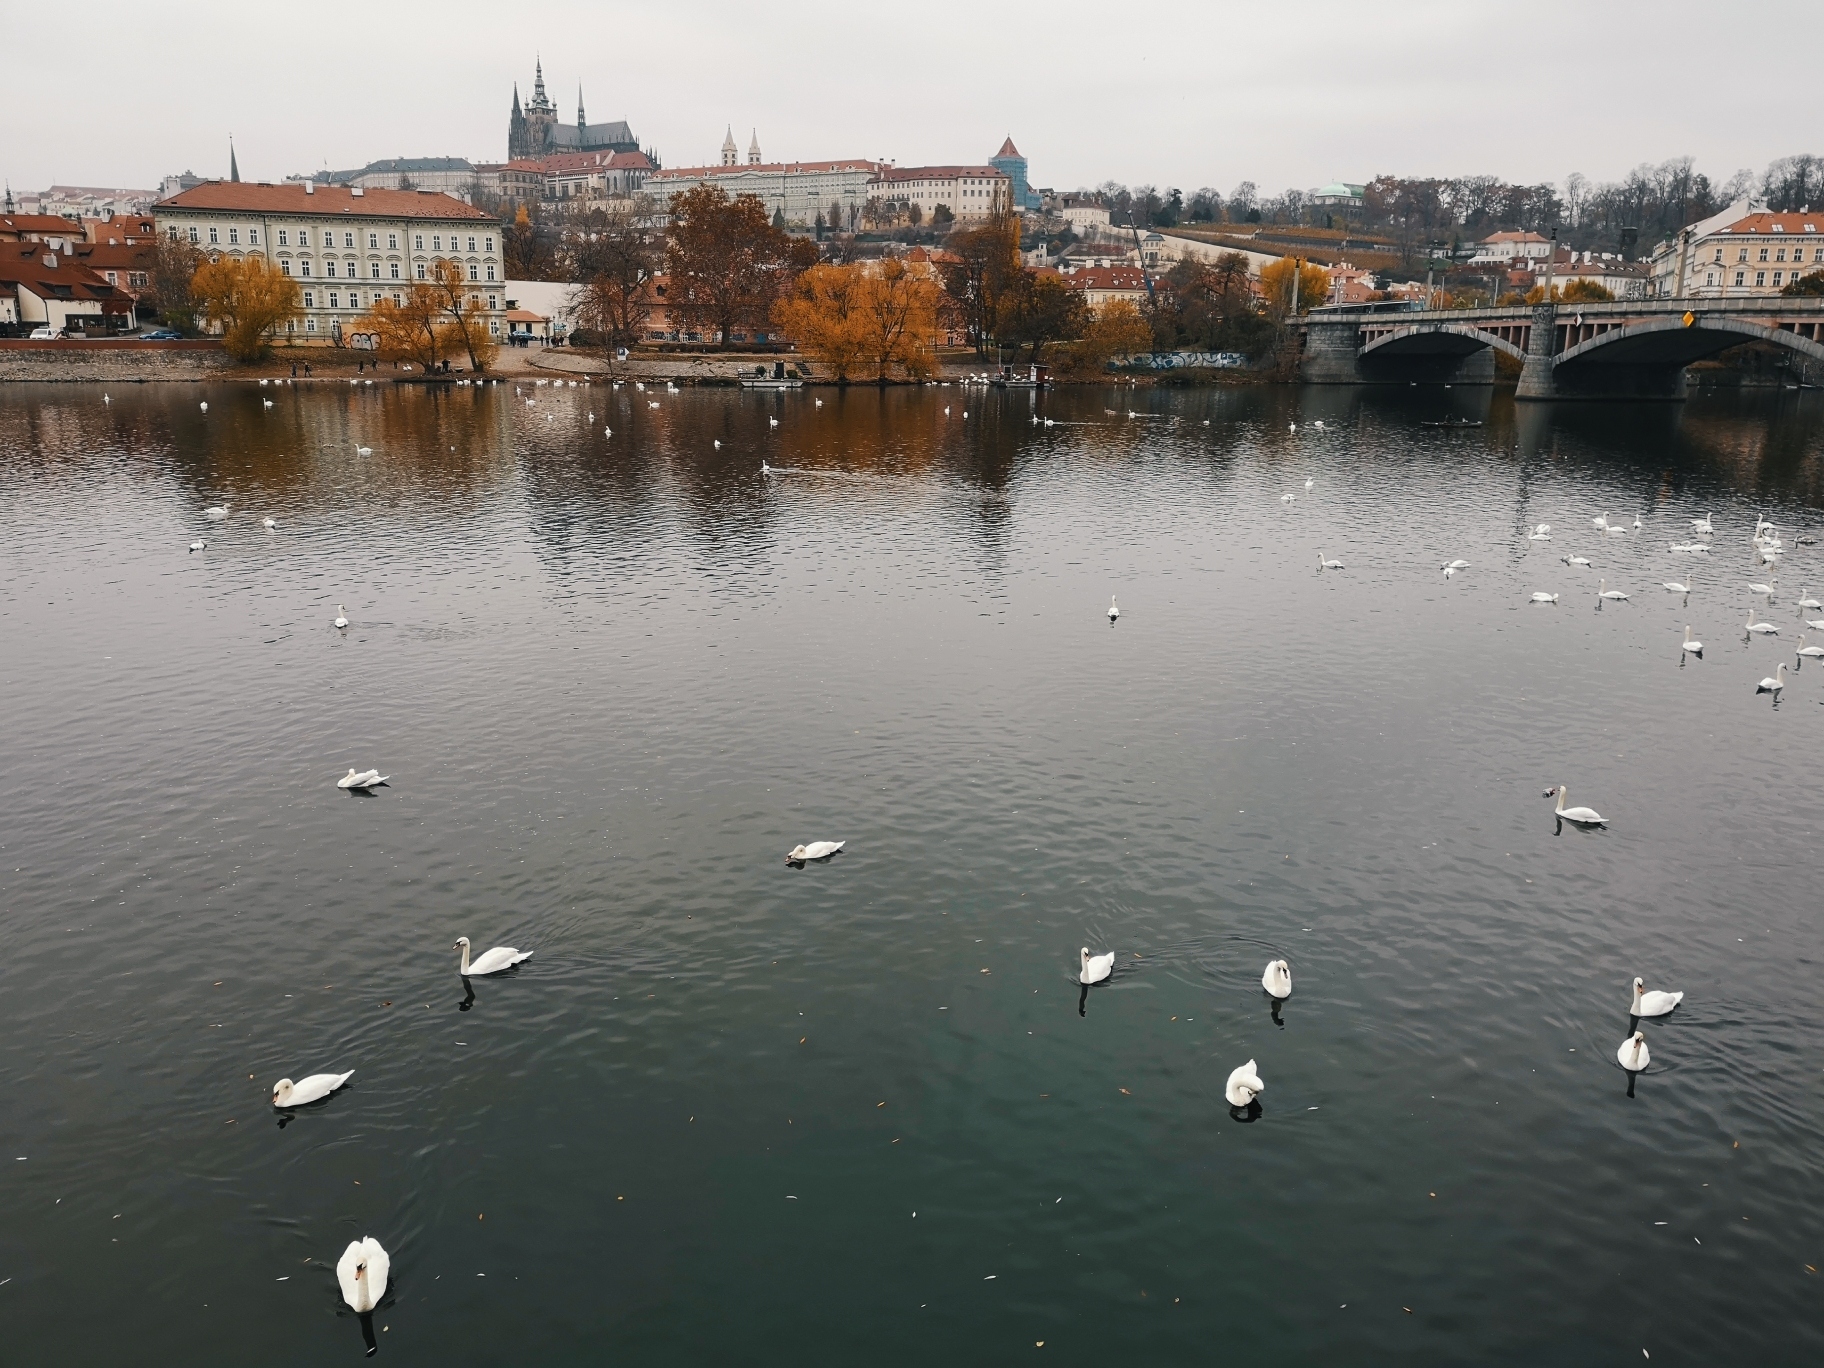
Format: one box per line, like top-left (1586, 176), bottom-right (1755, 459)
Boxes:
top-left (507, 59), bottom-right (640, 161)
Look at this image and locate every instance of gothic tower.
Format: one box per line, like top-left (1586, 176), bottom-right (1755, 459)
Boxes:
top-left (510, 59), bottom-right (558, 159)
top-left (748, 130), bottom-right (762, 165)
top-left (577, 86), bottom-right (586, 138)
top-left (721, 127), bottom-right (738, 167)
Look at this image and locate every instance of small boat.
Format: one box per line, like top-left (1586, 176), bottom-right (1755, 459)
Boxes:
top-left (1418, 419), bottom-right (1483, 429)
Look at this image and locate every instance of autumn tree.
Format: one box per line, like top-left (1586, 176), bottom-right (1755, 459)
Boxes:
top-left (995, 271), bottom-right (1087, 362)
top-left (1060, 298), bottom-right (1154, 377)
top-left (774, 259), bottom-right (942, 381)
top-left (423, 258), bottom-right (499, 371)
top-left (359, 283), bottom-right (448, 368)
top-left (149, 233), bottom-right (206, 332)
top-left (1559, 278), bottom-right (1615, 302)
top-left (666, 184), bottom-right (815, 347)
top-left (773, 264), bottom-right (868, 379)
top-left (1781, 270), bottom-right (1824, 297)
top-left (1163, 252), bottom-right (1268, 352)
top-left (1257, 258), bottom-right (1330, 317)
top-left (939, 209), bottom-right (1021, 356)
top-left (567, 200), bottom-right (662, 348)
top-left (503, 204), bottom-right (559, 280)
top-left (191, 254), bottom-right (301, 360)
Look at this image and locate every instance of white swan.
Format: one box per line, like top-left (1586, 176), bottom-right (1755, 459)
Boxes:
top-left (1692, 513), bottom-right (1713, 535)
top-left (189, 539), bottom-right (206, 552)
top-left (1225, 1060), bottom-right (1265, 1107)
top-left (1591, 514), bottom-right (1608, 530)
top-left (337, 1237), bottom-right (389, 1314)
top-left (769, 416), bottom-right (779, 427)
top-left (1808, 618), bottom-right (1824, 631)
top-left (262, 517), bottom-right (276, 529)
top-left (1756, 662), bottom-right (1788, 696)
top-left (1441, 559), bottom-right (1470, 571)
top-left (944, 407), bottom-right (951, 416)
top-left (1304, 477), bottom-right (1314, 490)
top-left (1797, 588), bottom-right (1823, 611)
top-left (1261, 959), bottom-right (1291, 999)
top-left (1598, 579), bottom-right (1629, 601)
top-left (1108, 595), bottom-right (1120, 620)
top-left (1281, 492), bottom-right (1295, 503)
top-left (713, 440), bottom-right (721, 449)
top-left (1313, 421), bottom-right (1325, 430)
top-left (1617, 1031), bottom-right (1650, 1072)
top-left (199, 401), bottom-right (208, 411)
top-left (1662, 575), bottom-right (1691, 593)
top-left (787, 840), bottom-right (844, 861)
top-left (1443, 566), bottom-right (1457, 579)
top-left (263, 398), bottom-right (274, 409)
top-left (1318, 553), bottom-right (1343, 570)
top-left (1748, 576), bottom-right (1776, 597)
top-left (337, 768), bottom-right (388, 788)
top-left (1562, 554), bottom-right (1591, 567)
top-left (1745, 609), bottom-right (1779, 635)
top-left (1535, 523), bottom-right (1551, 535)
top-left (1530, 592), bottom-right (1558, 604)
top-left (648, 401), bottom-right (660, 410)
top-left (1630, 977), bottom-right (1683, 1017)
top-left (205, 504), bottom-right (230, 520)
top-left (454, 936), bottom-right (532, 976)
top-left (1633, 514), bottom-right (1642, 530)
top-left (761, 459), bottom-right (772, 475)
top-left (1797, 634), bottom-right (1824, 659)
top-left (354, 444), bottom-right (372, 456)
top-left (1528, 530), bottom-right (1552, 541)
top-left (1080, 947), bottom-right (1114, 985)
top-left (1551, 784), bottom-right (1605, 825)
top-left (272, 1070), bottom-right (353, 1107)
top-left (1682, 625), bottom-right (1702, 655)
top-left (334, 604), bottom-right (348, 629)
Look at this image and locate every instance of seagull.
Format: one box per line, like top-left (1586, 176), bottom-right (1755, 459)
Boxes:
top-left (1630, 977), bottom-right (1683, 1017)
top-left (1080, 947), bottom-right (1114, 985)
top-left (1756, 662), bottom-right (1789, 696)
top-left (1108, 595), bottom-right (1120, 621)
top-left (1549, 784), bottom-right (1605, 825)
top-left (786, 840), bottom-right (844, 862)
top-left (334, 604), bottom-right (348, 629)
top-left (1598, 579), bottom-right (1629, 601)
top-left (1682, 625), bottom-right (1702, 656)
top-left (454, 935), bottom-right (531, 975)
top-left (1530, 592), bottom-right (1558, 604)
top-left (337, 768), bottom-right (389, 789)
top-left (1563, 554), bottom-right (1591, 567)
top-left (1318, 553), bottom-right (1343, 570)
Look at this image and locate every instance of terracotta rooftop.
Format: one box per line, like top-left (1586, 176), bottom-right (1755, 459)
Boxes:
top-left (651, 160), bottom-right (886, 179)
top-left (0, 243), bottom-right (133, 309)
top-left (1065, 266), bottom-right (1150, 290)
top-left (156, 181), bottom-right (496, 221)
top-left (540, 150), bottom-right (654, 173)
top-left (1718, 212), bottom-right (1822, 234)
top-left (0, 214), bottom-right (82, 237)
top-left (870, 166), bottom-right (1005, 184)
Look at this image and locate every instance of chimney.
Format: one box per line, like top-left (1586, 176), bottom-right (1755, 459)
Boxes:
top-left (350, 186), bottom-right (364, 197)
top-left (304, 181), bottom-right (315, 194)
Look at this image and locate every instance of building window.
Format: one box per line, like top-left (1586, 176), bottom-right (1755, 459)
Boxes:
top-left (328, 292), bottom-right (339, 308)
top-left (370, 262), bottom-right (379, 278)
top-left (489, 319), bottom-right (499, 335)
top-left (487, 295), bottom-right (496, 310)
top-left (1758, 247), bottom-right (1769, 261)
top-left (414, 234), bottom-right (423, 249)
top-left (390, 262), bottom-right (400, 279)
top-left (228, 228), bottom-right (239, 244)
top-left (392, 292), bottom-right (402, 305)
top-left (286, 319), bottom-right (295, 332)
top-left (368, 233), bottom-right (378, 248)
top-left (305, 318), bottom-right (317, 332)
top-left (485, 236), bottom-right (494, 251)
top-left (1776, 248), bottom-right (1787, 262)
top-left (1705, 272), bottom-right (1715, 286)
top-left (1738, 247), bottom-right (1748, 262)
top-left (1735, 271), bottom-right (1745, 286)
top-left (432, 235), bottom-right (441, 250)
top-left (468, 264), bottom-right (479, 281)
top-left (303, 291), bottom-right (314, 307)
top-left (416, 264), bottom-right (426, 279)
top-left (278, 230), bottom-right (289, 246)
top-left (344, 232), bottom-right (354, 248)
top-left (208, 226), bottom-right (219, 243)
top-left (1773, 272), bottom-right (1783, 286)
top-left (300, 261), bottom-right (311, 277)
top-left (1755, 271), bottom-right (1766, 286)
top-left (1712, 247), bottom-right (1722, 262)
top-left (188, 227), bottom-right (200, 243)
top-left (388, 234), bottom-right (398, 250)
top-left (280, 260), bottom-right (291, 276)
top-left (485, 264), bottom-right (495, 281)
top-left (248, 229), bottom-right (259, 245)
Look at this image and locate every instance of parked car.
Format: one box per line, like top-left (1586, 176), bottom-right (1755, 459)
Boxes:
top-left (141, 329), bottom-right (183, 341)
top-left (29, 326), bottom-right (66, 340)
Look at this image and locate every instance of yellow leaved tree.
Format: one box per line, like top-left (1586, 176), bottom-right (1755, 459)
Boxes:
top-left (774, 259), bottom-right (942, 381)
top-left (191, 255), bottom-right (301, 360)
top-left (1256, 258), bottom-right (1332, 317)
top-left (359, 260), bottom-right (497, 371)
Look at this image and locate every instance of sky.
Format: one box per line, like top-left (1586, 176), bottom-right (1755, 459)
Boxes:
top-left (5, 0), bottom-right (1816, 199)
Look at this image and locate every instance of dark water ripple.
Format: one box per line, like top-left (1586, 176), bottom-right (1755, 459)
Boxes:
top-left (2, 379), bottom-right (1823, 1363)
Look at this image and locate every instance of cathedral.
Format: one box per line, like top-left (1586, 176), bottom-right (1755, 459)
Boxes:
top-left (507, 59), bottom-right (640, 160)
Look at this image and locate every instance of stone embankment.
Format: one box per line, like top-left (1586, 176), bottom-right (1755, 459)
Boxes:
top-left (0, 341), bottom-right (239, 383)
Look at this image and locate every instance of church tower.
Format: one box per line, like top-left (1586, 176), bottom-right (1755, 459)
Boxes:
top-left (721, 127), bottom-right (738, 167)
top-left (510, 58), bottom-right (558, 159)
top-left (748, 130), bottom-right (762, 165)
top-left (577, 86), bottom-right (586, 138)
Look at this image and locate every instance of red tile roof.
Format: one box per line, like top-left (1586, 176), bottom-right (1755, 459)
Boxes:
top-left (0, 214), bottom-right (82, 238)
top-left (1065, 266), bottom-right (1149, 291)
top-left (156, 181), bottom-right (496, 221)
top-left (870, 166), bottom-right (1005, 185)
top-left (995, 138), bottom-right (1021, 158)
top-left (1719, 212), bottom-right (1822, 234)
top-left (539, 150), bottom-right (654, 174)
top-left (0, 244), bottom-right (133, 310)
top-left (651, 160), bottom-right (885, 179)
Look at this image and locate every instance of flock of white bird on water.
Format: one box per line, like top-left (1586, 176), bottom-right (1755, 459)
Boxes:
top-left (169, 387), bottom-right (1803, 1334)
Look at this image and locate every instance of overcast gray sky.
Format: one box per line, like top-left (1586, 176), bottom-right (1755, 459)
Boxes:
top-left (6, 0), bottom-right (1814, 197)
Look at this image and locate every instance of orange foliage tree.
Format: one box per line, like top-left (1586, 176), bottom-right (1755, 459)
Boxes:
top-left (1256, 257), bottom-right (1332, 316)
top-left (666, 184), bottom-right (816, 347)
top-left (358, 260), bottom-right (496, 371)
top-left (775, 259), bottom-right (942, 380)
top-left (191, 254), bottom-right (300, 359)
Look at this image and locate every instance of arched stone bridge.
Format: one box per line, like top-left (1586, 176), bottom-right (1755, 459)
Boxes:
top-left (1300, 298), bottom-right (1824, 399)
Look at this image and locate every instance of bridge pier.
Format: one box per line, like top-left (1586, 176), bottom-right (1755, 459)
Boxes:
top-left (1299, 315), bottom-right (1364, 384)
top-left (1515, 304), bottom-right (1557, 400)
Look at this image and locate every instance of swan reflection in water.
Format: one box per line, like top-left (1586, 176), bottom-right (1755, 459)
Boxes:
top-left (458, 979), bottom-right (476, 1011)
top-left (1229, 1098), bottom-right (1264, 1123)
top-left (1269, 995), bottom-right (1285, 1027)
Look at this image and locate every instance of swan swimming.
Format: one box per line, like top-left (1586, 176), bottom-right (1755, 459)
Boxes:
top-left (1797, 588), bottom-right (1823, 611)
top-left (337, 768), bottom-right (389, 789)
top-left (1617, 1031), bottom-right (1650, 1072)
top-left (1756, 662), bottom-right (1789, 696)
top-left (1261, 959), bottom-right (1291, 999)
top-left (1441, 559), bottom-right (1470, 571)
top-left (761, 459), bottom-right (772, 475)
top-left (1745, 609), bottom-right (1779, 635)
top-left (337, 1237), bottom-right (390, 1314)
top-left (1682, 625), bottom-right (1702, 655)
top-left (1662, 575), bottom-right (1691, 594)
top-left (354, 444), bottom-right (372, 456)
top-left (1528, 529), bottom-right (1552, 541)
top-left (1550, 784), bottom-right (1606, 825)
top-left (1692, 513), bottom-right (1714, 536)
top-left (1530, 592), bottom-right (1558, 604)
top-left (189, 540), bottom-right (206, 552)
top-left (769, 417), bottom-right (779, 427)
top-left (787, 840), bottom-right (844, 862)
top-left (1747, 576), bottom-right (1776, 598)
top-left (1080, 947), bottom-right (1114, 985)
top-left (1796, 634), bottom-right (1824, 659)
top-left (1563, 554), bottom-right (1591, 567)
top-left (205, 504), bottom-right (230, 520)
top-left (1591, 514), bottom-right (1608, 530)
top-left (1305, 478), bottom-right (1314, 490)
top-left (272, 1070), bottom-right (353, 1107)
top-left (713, 440), bottom-right (721, 449)
top-left (1281, 492), bottom-right (1295, 503)
top-left (1630, 977), bottom-right (1683, 1017)
top-left (1598, 579), bottom-right (1629, 601)
top-left (1318, 553), bottom-right (1343, 570)
top-left (199, 402), bottom-right (208, 411)
top-left (334, 604), bottom-right (348, 629)
top-left (1225, 1060), bottom-right (1265, 1107)
top-left (454, 936), bottom-right (532, 976)
top-left (1108, 595), bottom-right (1120, 620)
top-left (262, 517), bottom-right (276, 529)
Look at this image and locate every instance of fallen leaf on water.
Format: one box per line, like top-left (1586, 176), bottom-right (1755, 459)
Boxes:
top-left (877, 1102), bottom-right (885, 1108)
top-left (800, 1037), bottom-right (806, 1044)
top-left (1403, 1307), bottom-right (1413, 1314)
top-left (1119, 1088), bottom-right (1131, 1095)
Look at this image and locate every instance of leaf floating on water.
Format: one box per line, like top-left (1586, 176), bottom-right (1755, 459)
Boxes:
top-left (1119, 1088), bottom-right (1131, 1095)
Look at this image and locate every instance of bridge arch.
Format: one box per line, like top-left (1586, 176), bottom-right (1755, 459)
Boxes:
top-left (1555, 315), bottom-right (1824, 369)
top-left (1358, 323), bottom-right (1526, 365)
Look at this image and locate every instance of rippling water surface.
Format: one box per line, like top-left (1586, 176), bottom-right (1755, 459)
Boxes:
top-left (3, 377), bottom-right (1823, 1364)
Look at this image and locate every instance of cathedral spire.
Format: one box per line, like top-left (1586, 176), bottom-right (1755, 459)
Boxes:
top-left (533, 56), bottom-right (547, 105)
top-left (577, 84), bottom-right (586, 132)
top-left (229, 137), bottom-right (240, 183)
top-left (749, 129), bottom-right (761, 165)
top-left (721, 125), bottom-right (738, 167)
top-left (513, 81), bottom-right (521, 115)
